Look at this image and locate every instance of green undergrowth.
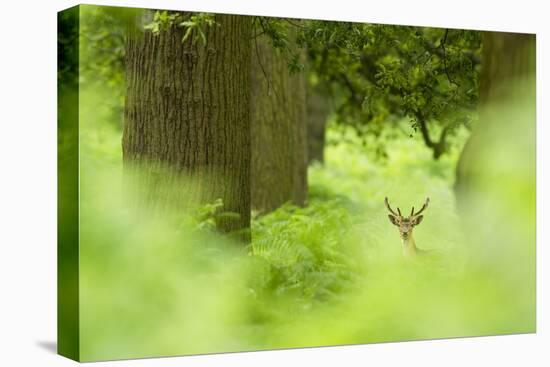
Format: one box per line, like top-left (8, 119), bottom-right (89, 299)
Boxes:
top-left (78, 119), bottom-right (534, 361)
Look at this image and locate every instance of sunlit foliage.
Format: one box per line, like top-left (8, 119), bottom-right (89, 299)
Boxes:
top-left (79, 113), bottom-right (534, 360)
top-left (72, 6), bottom-right (533, 361)
top-left (300, 22), bottom-right (481, 158)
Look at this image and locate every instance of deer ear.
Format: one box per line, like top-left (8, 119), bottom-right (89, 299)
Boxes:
top-left (388, 214), bottom-right (398, 225)
top-left (414, 215), bottom-right (423, 225)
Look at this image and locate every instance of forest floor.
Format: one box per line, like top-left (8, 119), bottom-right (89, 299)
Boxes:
top-left (77, 118), bottom-right (533, 361)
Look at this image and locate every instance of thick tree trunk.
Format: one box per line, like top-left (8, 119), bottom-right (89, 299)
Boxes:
top-left (250, 34), bottom-right (308, 214)
top-left (306, 83), bottom-right (329, 164)
top-left (452, 32), bottom-right (535, 327)
top-left (454, 31), bottom-right (535, 269)
top-left (123, 14), bottom-right (252, 237)
top-left (455, 32), bottom-right (535, 200)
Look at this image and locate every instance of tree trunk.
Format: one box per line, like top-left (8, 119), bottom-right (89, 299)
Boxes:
top-left (455, 32), bottom-right (535, 201)
top-left (250, 33), bottom-right (308, 214)
top-left (454, 31), bottom-right (535, 268)
top-left (123, 14), bottom-right (252, 237)
top-left (306, 82), bottom-right (329, 164)
top-left (452, 32), bottom-right (535, 328)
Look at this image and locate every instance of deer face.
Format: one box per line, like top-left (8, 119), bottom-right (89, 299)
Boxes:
top-left (388, 214), bottom-right (423, 238)
top-left (385, 197), bottom-right (429, 239)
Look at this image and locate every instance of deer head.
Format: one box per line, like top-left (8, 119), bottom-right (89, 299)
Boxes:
top-left (385, 197), bottom-right (429, 255)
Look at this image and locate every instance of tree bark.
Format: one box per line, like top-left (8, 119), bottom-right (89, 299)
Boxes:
top-left (123, 14), bottom-right (252, 237)
top-left (306, 82), bottom-right (330, 164)
top-left (250, 33), bottom-right (308, 214)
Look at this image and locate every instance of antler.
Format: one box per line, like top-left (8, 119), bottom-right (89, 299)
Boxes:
top-left (411, 197), bottom-right (430, 217)
top-left (384, 197), bottom-right (402, 217)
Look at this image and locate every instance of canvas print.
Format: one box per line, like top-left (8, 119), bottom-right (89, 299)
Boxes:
top-left (58, 4), bottom-right (536, 362)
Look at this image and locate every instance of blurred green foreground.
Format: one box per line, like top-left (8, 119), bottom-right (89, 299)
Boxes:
top-left (75, 85), bottom-right (534, 361)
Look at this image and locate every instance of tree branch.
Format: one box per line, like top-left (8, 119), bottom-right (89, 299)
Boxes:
top-left (415, 114), bottom-right (451, 159)
top-left (416, 116), bottom-right (435, 149)
top-left (422, 36), bottom-right (480, 66)
top-left (339, 73), bottom-right (363, 106)
top-left (254, 18), bottom-right (273, 96)
top-left (440, 29), bottom-right (460, 88)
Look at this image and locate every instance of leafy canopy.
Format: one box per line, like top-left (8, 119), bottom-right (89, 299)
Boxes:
top-left (300, 22), bottom-right (481, 158)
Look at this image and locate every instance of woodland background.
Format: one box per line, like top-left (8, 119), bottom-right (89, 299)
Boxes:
top-left (57, 5), bottom-right (535, 361)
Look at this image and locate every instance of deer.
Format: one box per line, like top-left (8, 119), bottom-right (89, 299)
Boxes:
top-left (384, 197), bottom-right (430, 257)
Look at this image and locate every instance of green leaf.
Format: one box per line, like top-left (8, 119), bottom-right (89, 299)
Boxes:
top-left (198, 28), bottom-right (207, 45)
top-left (179, 21), bottom-right (195, 28)
top-left (182, 27), bottom-right (193, 43)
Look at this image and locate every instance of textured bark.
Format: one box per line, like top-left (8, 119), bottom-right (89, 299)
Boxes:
top-left (306, 83), bottom-right (329, 164)
top-left (123, 14), bottom-right (252, 236)
top-left (250, 34), bottom-right (308, 213)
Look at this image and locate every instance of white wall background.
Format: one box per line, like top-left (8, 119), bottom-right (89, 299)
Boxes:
top-left (0, 0), bottom-right (547, 366)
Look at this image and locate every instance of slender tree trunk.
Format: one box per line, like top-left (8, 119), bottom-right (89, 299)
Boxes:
top-left (306, 82), bottom-right (329, 164)
top-left (250, 33), bottom-right (308, 214)
top-left (123, 14), bottom-right (252, 237)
